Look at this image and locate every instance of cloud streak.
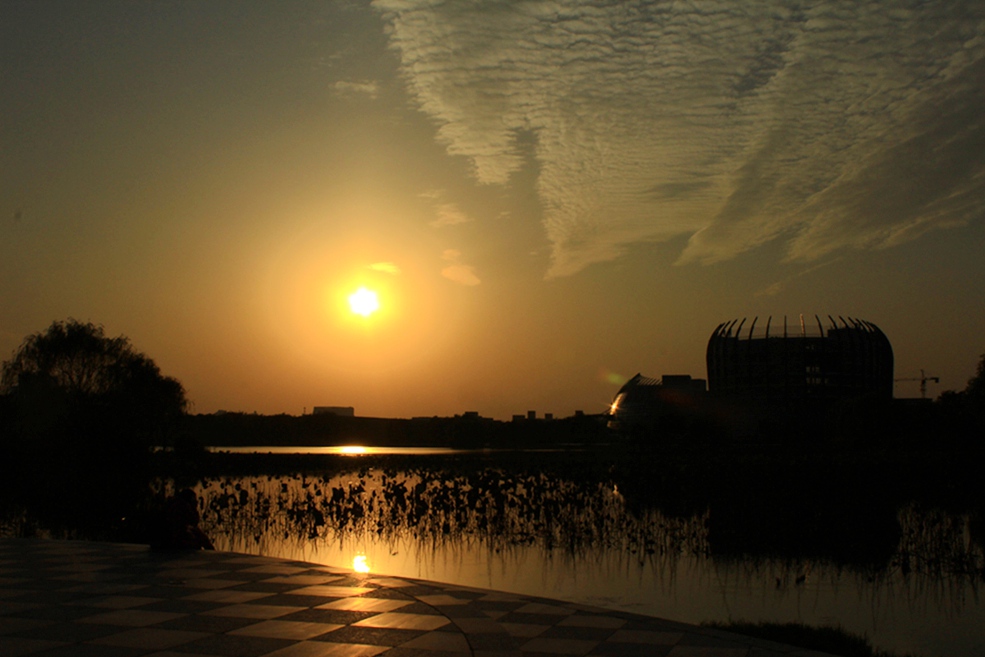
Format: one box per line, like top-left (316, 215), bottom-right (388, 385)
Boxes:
top-left (374, 0), bottom-right (985, 276)
top-left (334, 80), bottom-right (380, 99)
top-left (441, 249), bottom-right (481, 286)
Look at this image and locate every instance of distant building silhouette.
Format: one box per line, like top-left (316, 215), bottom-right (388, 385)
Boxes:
top-left (706, 315), bottom-right (893, 407)
top-left (608, 374), bottom-right (706, 429)
top-left (608, 315), bottom-right (894, 432)
top-left (312, 406), bottom-right (355, 417)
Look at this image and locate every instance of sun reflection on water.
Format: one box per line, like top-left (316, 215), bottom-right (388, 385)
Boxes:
top-left (353, 554), bottom-right (370, 573)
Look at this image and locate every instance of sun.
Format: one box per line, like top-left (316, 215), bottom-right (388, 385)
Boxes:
top-left (348, 287), bottom-right (380, 317)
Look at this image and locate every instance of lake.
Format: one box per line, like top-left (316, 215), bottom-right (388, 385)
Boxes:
top-left (189, 448), bottom-right (985, 657)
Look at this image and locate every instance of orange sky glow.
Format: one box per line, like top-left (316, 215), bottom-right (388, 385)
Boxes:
top-left (2, 2), bottom-right (984, 419)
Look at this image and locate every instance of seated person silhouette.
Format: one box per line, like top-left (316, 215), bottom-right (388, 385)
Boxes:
top-left (161, 488), bottom-right (215, 550)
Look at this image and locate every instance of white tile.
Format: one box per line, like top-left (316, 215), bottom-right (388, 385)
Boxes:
top-left (400, 630), bottom-right (471, 653)
top-left (286, 586), bottom-right (375, 598)
top-left (203, 603), bottom-right (306, 619)
top-left (229, 620), bottom-right (342, 639)
top-left (317, 597), bottom-right (411, 613)
top-left (353, 612), bottom-right (450, 631)
top-left (263, 641), bottom-right (389, 657)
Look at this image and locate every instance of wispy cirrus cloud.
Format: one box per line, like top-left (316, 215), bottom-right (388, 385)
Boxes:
top-left (431, 203), bottom-right (472, 228)
top-left (440, 249), bottom-right (481, 286)
top-left (334, 79), bottom-right (380, 99)
top-left (374, 0), bottom-right (985, 276)
top-left (420, 189), bottom-right (474, 227)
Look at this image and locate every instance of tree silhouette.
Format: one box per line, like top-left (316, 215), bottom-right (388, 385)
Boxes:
top-left (966, 352), bottom-right (985, 403)
top-left (0, 320), bottom-right (187, 537)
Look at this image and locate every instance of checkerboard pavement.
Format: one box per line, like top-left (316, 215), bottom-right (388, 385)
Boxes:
top-left (0, 538), bottom-right (836, 657)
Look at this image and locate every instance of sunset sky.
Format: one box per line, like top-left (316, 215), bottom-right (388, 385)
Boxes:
top-left (3, 1), bottom-right (984, 419)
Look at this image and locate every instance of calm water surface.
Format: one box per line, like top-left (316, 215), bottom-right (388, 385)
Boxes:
top-left (209, 446), bottom-right (469, 455)
top-left (190, 456), bottom-right (984, 657)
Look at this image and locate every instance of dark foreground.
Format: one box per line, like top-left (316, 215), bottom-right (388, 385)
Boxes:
top-left (0, 537), bottom-right (833, 657)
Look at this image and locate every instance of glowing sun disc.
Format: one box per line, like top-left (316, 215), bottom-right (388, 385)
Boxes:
top-left (348, 287), bottom-right (380, 317)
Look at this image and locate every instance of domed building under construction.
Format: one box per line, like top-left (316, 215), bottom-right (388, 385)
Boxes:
top-left (608, 314), bottom-right (894, 430)
top-left (706, 315), bottom-right (893, 406)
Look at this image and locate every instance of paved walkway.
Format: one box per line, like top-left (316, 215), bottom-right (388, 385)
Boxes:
top-left (0, 538), bottom-right (835, 657)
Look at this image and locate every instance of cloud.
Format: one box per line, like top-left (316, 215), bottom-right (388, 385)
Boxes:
top-left (431, 203), bottom-right (472, 227)
top-left (373, 0), bottom-right (985, 276)
top-left (334, 79), bottom-right (380, 99)
top-left (369, 261), bottom-right (401, 275)
top-left (419, 190), bottom-right (474, 227)
top-left (440, 249), bottom-right (480, 285)
top-left (754, 257), bottom-right (842, 297)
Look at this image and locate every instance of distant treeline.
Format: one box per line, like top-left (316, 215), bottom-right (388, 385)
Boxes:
top-left (180, 382), bottom-right (984, 453)
top-left (181, 411), bottom-right (609, 449)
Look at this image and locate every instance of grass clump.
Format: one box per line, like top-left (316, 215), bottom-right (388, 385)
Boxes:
top-left (703, 621), bottom-right (921, 657)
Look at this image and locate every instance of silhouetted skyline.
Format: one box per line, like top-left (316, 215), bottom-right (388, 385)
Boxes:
top-left (3, 1), bottom-right (983, 419)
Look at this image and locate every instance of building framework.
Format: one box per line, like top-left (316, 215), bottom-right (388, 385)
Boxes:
top-left (706, 315), bottom-right (893, 406)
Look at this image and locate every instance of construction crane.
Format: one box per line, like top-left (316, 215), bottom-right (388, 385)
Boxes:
top-left (894, 369), bottom-right (940, 399)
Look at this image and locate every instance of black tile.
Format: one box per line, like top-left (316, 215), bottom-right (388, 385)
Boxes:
top-left (11, 620), bottom-right (122, 643)
top-left (0, 615), bottom-right (51, 634)
top-left (463, 632), bottom-right (518, 651)
top-left (139, 599), bottom-right (226, 614)
top-left (226, 582), bottom-right (299, 593)
top-left (314, 625), bottom-right (425, 646)
top-left (9, 604), bottom-right (105, 622)
top-left (439, 606), bottom-right (488, 619)
top-left (5, 578), bottom-right (75, 591)
top-left (277, 608), bottom-right (378, 625)
top-left (172, 633), bottom-right (293, 657)
top-left (250, 593), bottom-right (328, 608)
top-left (386, 586), bottom-right (433, 597)
top-left (323, 576), bottom-right (376, 588)
top-left (435, 589), bottom-right (486, 601)
top-left (155, 613), bottom-right (257, 634)
top-left (115, 584), bottom-right (187, 599)
top-left (365, 647), bottom-right (436, 657)
top-left (29, 643), bottom-right (147, 657)
top-left (393, 602), bottom-right (442, 616)
top-left (9, 590), bottom-right (86, 605)
top-left (363, 589), bottom-right (412, 600)
top-left (208, 571), bottom-right (276, 582)
top-left (497, 612), bottom-right (566, 625)
top-left (471, 599), bottom-right (526, 613)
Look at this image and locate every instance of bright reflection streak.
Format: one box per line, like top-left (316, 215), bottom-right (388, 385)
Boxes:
top-left (353, 555), bottom-right (370, 573)
top-left (207, 446), bottom-right (466, 455)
